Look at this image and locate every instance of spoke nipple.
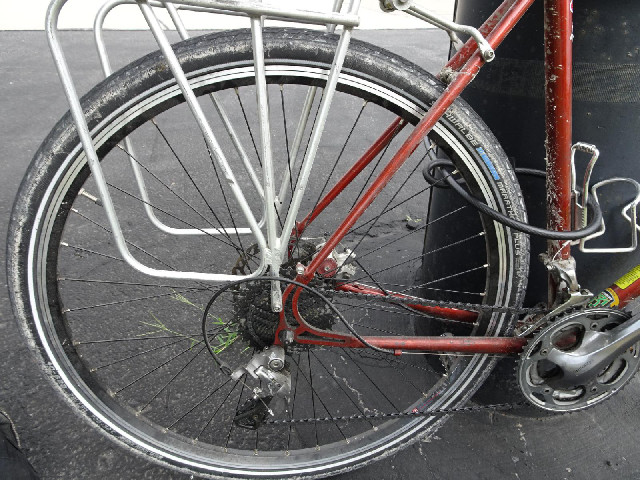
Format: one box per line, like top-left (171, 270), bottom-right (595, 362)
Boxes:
top-left (285, 450), bottom-right (290, 456)
top-left (345, 439), bottom-right (350, 444)
top-left (373, 426), bottom-right (378, 431)
top-left (162, 428), bottom-right (168, 434)
top-left (62, 308), bottom-right (70, 313)
top-left (254, 449), bottom-right (258, 456)
top-left (89, 368), bottom-right (96, 373)
top-left (61, 242), bottom-right (69, 247)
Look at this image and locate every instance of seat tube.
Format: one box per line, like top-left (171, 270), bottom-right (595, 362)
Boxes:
top-left (544, 0), bottom-right (573, 301)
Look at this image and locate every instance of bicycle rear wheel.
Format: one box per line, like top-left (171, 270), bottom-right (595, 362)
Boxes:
top-left (7, 28), bottom-right (529, 478)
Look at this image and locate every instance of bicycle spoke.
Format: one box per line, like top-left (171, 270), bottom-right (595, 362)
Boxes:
top-left (289, 355), bottom-right (347, 442)
top-left (279, 85), bottom-right (302, 258)
top-left (343, 232), bottom-right (484, 285)
top-left (116, 144), bottom-right (244, 252)
top-left (308, 101), bottom-right (368, 221)
top-left (204, 141), bottom-right (250, 264)
top-left (139, 344), bottom-right (208, 413)
top-left (225, 380), bottom-right (248, 448)
top-left (151, 119), bottom-right (231, 226)
top-left (114, 340), bottom-right (205, 395)
top-left (234, 88), bottom-right (262, 168)
top-left (309, 351), bottom-right (375, 428)
top-left (195, 379), bottom-right (240, 441)
top-left (106, 182), bottom-right (245, 253)
top-left (352, 206), bottom-right (467, 263)
top-left (60, 243), bottom-right (125, 263)
top-left (75, 334), bottom-right (204, 345)
top-left (62, 288), bottom-right (203, 313)
top-left (91, 337), bottom-right (188, 372)
top-left (58, 277), bottom-right (209, 291)
top-left (307, 350), bottom-right (319, 447)
top-left (338, 348), bottom-right (399, 411)
top-left (287, 352), bottom-right (301, 452)
top-left (168, 378), bottom-right (232, 430)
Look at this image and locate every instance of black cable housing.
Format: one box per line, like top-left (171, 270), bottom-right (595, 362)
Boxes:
top-left (442, 169), bottom-right (602, 240)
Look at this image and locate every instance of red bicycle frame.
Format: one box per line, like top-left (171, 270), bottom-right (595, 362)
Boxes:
top-left (275, 0), bottom-right (573, 356)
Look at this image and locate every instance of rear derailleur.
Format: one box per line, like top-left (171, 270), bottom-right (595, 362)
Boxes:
top-left (231, 346), bottom-right (290, 430)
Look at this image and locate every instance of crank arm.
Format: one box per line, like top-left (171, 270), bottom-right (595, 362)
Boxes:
top-left (546, 312), bottom-right (640, 389)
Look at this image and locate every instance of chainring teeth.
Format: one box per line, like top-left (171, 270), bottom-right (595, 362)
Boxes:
top-left (518, 308), bottom-right (640, 412)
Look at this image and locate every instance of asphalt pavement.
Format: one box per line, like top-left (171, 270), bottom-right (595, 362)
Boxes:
top-left (1, 29), bottom-right (639, 480)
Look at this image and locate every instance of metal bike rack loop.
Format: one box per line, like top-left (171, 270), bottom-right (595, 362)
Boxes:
top-left (46, 0), bottom-right (361, 285)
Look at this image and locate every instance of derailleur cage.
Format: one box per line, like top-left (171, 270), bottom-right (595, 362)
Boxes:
top-left (234, 394), bottom-right (274, 430)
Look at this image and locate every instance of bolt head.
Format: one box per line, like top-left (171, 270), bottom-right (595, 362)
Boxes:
top-left (269, 358), bottom-right (285, 371)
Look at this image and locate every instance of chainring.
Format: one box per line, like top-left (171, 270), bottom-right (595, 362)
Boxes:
top-left (518, 307), bottom-right (640, 412)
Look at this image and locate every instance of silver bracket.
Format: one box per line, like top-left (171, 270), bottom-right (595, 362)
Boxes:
top-left (231, 346), bottom-right (291, 397)
top-left (379, 0), bottom-right (495, 62)
top-left (571, 142), bottom-right (600, 234)
top-left (569, 142), bottom-right (640, 253)
top-left (578, 178), bottom-right (640, 253)
top-left (541, 255), bottom-right (581, 294)
top-left (518, 254), bottom-right (591, 337)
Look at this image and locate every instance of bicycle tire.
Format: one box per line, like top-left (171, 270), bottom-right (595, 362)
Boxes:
top-left (7, 28), bottom-right (529, 479)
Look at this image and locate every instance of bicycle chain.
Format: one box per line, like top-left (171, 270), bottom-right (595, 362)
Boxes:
top-left (328, 281), bottom-right (545, 316)
top-left (263, 281), bottom-right (542, 424)
top-left (232, 251), bottom-right (544, 423)
top-left (267, 401), bottom-right (531, 424)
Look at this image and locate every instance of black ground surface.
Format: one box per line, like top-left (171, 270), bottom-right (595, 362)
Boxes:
top-left (1, 29), bottom-right (639, 479)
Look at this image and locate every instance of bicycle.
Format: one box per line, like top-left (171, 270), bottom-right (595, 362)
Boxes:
top-left (6, 0), bottom-right (640, 478)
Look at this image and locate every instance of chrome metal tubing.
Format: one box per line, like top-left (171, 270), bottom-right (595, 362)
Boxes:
top-left (275, 85), bottom-right (318, 212)
top-left (47, 0), bottom-right (265, 281)
top-left (161, 0), bottom-right (360, 27)
top-left (579, 178), bottom-right (640, 253)
top-left (406, 4), bottom-right (495, 62)
top-left (94, 0), bottom-right (264, 236)
top-left (163, 1), bottom-right (266, 206)
top-left (138, 0), bottom-right (270, 280)
top-left (250, 15), bottom-right (284, 310)
top-left (278, 0), bottom-right (362, 264)
top-left (275, 0), bottom-right (343, 211)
